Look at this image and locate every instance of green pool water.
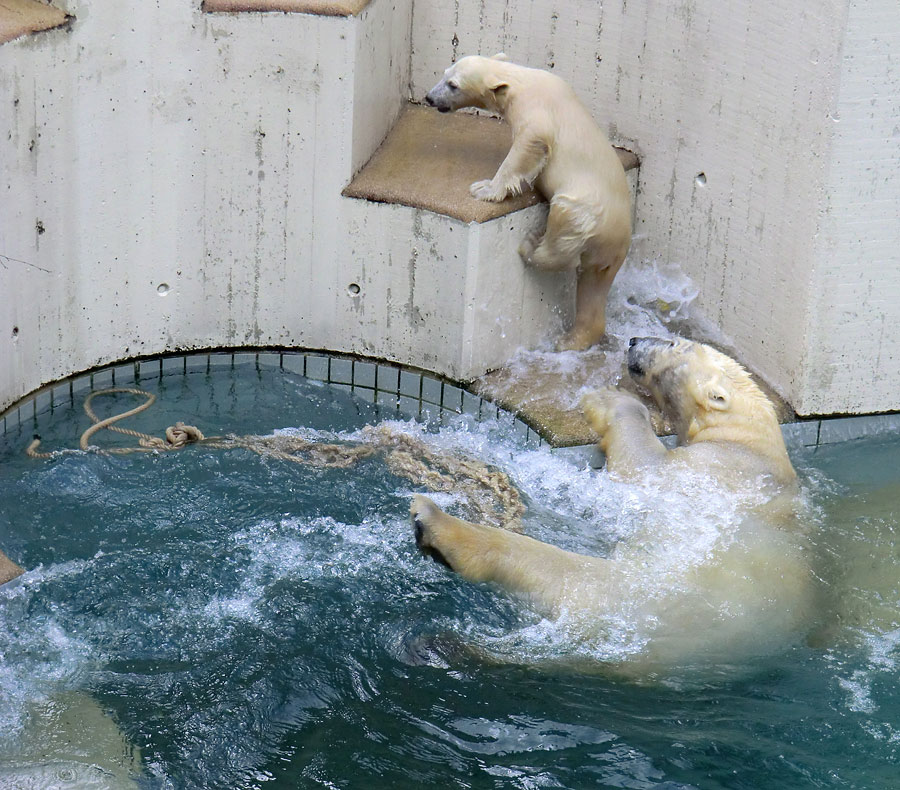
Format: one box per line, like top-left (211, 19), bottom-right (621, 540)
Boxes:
top-left (0, 359), bottom-right (898, 789)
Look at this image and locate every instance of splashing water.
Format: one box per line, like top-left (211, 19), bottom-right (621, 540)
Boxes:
top-left (494, 258), bottom-right (730, 412)
top-left (0, 365), bottom-right (899, 788)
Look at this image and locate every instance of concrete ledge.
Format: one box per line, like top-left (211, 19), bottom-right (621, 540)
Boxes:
top-left (474, 344), bottom-right (796, 447)
top-left (0, 0), bottom-right (67, 45)
top-left (202, 0), bottom-right (370, 15)
top-left (344, 103), bottom-right (639, 224)
top-left (340, 198), bottom-right (573, 381)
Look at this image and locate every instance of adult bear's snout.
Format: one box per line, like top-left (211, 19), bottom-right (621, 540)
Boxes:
top-left (627, 338), bottom-right (651, 378)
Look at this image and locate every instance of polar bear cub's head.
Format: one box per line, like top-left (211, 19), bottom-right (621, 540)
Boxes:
top-left (626, 336), bottom-right (779, 443)
top-left (425, 53), bottom-right (512, 113)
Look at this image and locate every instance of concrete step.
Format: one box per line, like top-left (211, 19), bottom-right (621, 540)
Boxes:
top-left (341, 102), bottom-right (640, 381)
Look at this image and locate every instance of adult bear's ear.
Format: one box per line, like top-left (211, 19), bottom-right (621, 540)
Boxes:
top-left (490, 52), bottom-right (510, 61)
top-left (705, 381), bottom-right (731, 410)
top-left (690, 373), bottom-right (731, 411)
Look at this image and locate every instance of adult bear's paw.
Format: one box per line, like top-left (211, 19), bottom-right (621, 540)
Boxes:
top-left (411, 495), bottom-right (456, 572)
top-left (582, 388), bottom-right (647, 436)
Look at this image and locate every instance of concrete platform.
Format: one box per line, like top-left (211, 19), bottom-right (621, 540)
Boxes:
top-left (0, 0), bottom-right (67, 45)
top-left (344, 103), bottom-right (639, 223)
top-left (473, 339), bottom-right (796, 448)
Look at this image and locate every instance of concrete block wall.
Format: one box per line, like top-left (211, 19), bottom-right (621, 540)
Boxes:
top-left (411, 0), bottom-right (900, 416)
top-left (340, 199), bottom-right (571, 376)
top-left (0, 0), bottom-right (414, 413)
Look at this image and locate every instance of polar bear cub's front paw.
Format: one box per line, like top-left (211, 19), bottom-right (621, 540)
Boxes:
top-left (469, 179), bottom-right (506, 202)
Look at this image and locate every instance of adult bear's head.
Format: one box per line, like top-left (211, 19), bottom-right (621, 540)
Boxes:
top-left (626, 336), bottom-right (782, 448)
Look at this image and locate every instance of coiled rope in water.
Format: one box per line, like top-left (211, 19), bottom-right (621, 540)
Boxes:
top-left (26, 388), bottom-right (207, 456)
top-left (26, 388), bottom-right (525, 531)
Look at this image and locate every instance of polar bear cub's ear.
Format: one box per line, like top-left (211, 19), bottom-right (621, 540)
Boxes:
top-left (490, 52), bottom-right (510, 61)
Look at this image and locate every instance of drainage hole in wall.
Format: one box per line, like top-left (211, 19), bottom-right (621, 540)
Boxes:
top-left (347, 283), bottom-right (361, 296)
top-left (11, 326), bottom-right (19, 339)
top-left (695, 172), bottom-right (707, 187)
top-left (157, 283), bottom-right (170, 296)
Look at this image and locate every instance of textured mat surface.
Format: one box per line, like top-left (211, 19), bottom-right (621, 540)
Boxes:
top-left (0, 0), bottom-right (67, 45)
top-left (203, 0), bottom-right (369, 15)
top-left (344, 103), bottom-right (639, 224)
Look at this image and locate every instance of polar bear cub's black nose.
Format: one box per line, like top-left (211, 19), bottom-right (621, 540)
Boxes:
top-left (425, 93), bottom-right (436, 107)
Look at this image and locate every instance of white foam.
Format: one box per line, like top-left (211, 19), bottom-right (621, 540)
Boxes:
top-left (835, 626), bottom-right (900, 717)
top-left (494, 258), bottom-right (732, 410)
top-left (363, 415), bottom-right (773, 665)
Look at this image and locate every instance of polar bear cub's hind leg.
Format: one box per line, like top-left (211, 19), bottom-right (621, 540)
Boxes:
top-left (519, 197), bottom-right (586, 272)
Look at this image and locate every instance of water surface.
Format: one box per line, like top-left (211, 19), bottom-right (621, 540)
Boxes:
top-left (1, 362), bottom-right (898, 789)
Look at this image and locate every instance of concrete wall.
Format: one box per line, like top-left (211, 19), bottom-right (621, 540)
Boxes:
top-left (411, 0), bottom-right (900, 416)
top-left (1, 0), bottom-right (572, 412)
top-left (0, 0), bottom-right (413, 413)
top-left (801, 0), bottom-right (900, 415)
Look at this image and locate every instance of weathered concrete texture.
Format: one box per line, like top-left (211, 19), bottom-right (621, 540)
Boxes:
top-left (203, 0), bottom-right (369, 15)
top-left (0, 0), bottom-right (578, 410)
top-left (0, 0), bottom-right (67, 45)
top-left (338, 199), bottom-right (574, 380)
top-left (800, 0), bottom-right (900, 415)
top-left (344, 103), bottom-right (637, 223)
top-left (0, 0), bottom-right (413, 416)
top-left (411, 0), bottom-right (900, 417)
top-left (2, 0), bottom-right (897, 423)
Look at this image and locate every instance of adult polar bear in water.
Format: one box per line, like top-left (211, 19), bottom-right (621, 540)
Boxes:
top-left (425, 54), bottom-right (632, 351)
top-left (411, 337), bottom-right (815, 670)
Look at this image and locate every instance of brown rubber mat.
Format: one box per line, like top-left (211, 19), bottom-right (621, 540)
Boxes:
top-left (203, 0), bottom-right (369, 16)
top-left (344, 103), bottom-right (638, 224)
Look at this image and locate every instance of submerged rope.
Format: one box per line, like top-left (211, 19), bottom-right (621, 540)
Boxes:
top-left (25, 388), bottom-right (524, 531)
top-left (26, 388), bottom-right (207, 457)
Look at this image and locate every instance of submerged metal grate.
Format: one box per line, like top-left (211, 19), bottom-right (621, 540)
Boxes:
top-left (1, 350), bottom-right (545, 449)
top-left (6, 350), bottom-right (899, 452)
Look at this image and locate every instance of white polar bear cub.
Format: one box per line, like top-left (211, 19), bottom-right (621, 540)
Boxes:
top-left (411, 337), bottom-right (816, 672)
top-left (426, 54), bottom-right (632, 350)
